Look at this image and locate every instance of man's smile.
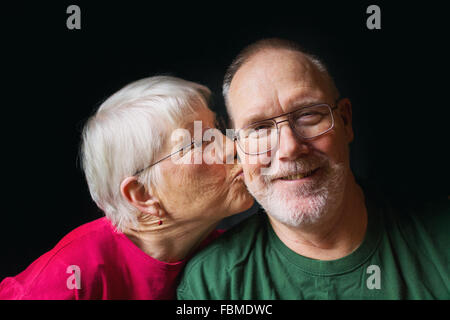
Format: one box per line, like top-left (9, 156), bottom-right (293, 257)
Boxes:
top-left (279, 167), bottom-right (320, 181)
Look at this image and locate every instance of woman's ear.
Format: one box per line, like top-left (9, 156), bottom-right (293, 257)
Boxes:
top-left (337, 98), bottom-right (354, 143)
top-left (120, 176), bottom-right (165, 217)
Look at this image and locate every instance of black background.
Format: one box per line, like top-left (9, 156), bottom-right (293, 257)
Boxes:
top-left (1, 1), bottom-right (448, 280)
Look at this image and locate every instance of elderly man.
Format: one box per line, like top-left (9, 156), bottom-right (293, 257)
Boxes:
top-left (177, 38), bottom-right (449, 299)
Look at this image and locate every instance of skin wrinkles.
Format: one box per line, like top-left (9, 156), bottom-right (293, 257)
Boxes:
top-left (156, 109), bottom-right (250, 220)
top-left (122, 108), bottom-right (253, 262)
top-left (228, 48), bottom-right (367, 260)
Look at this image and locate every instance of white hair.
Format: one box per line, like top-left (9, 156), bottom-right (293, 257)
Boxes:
top-left (80, 76), bottom-right (211, 231)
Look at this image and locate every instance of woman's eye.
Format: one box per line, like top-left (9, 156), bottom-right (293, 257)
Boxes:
top-left (193, 141), bottom-right (203, 148)
top-left (185, 143), bottom-right (196, 153)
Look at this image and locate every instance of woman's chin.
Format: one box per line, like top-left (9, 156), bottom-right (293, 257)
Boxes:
top-left (243, 197), bottom-right (255, 212)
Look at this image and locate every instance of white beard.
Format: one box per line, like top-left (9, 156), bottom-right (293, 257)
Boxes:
top-left (246, 154), bottom-right (347, 227)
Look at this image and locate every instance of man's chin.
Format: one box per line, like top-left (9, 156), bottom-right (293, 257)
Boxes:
top-left (259, 191), bottom-right (328, 227)
top-left (251, 162), bottom-right (347, 227)
top-left (268, 181), bottom-right (324, 201)
top-left (267, 207), bottom-right (324, 228)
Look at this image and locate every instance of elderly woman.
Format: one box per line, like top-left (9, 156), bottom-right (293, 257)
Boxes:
top-left (0, 76), bottom-right (253, 299)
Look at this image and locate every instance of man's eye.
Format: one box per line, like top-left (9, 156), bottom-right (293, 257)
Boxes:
top-left (253, 124), bottom-right (273, 131)
top-left (296, 112), bottom-right (323, 125)
top-left (299, 110), bottom-right (323, 117)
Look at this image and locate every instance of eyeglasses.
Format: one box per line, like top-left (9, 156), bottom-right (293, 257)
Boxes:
top-left (133, 128), bottom-right (214, 176)
top-left (234, 102), bottom-right (339, 155)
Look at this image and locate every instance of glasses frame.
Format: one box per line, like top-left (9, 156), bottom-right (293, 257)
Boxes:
top-left (133, 127), bottom-right (214, 176)
top-left (234, 102), bottom-right (340, 155)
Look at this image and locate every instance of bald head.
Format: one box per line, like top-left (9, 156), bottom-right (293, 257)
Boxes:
top-left (223, 38), bottom-right (340, 125)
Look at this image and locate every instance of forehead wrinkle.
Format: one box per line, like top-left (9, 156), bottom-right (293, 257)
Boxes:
top-left (230, 48), bottom-right (330, 128)
top-left (280, 85), bottom-right (327, 111)
top-left (230, 72), bottom-right (276, 128)
top-left (277, 64), bottom-right (331, 110)
top-left (241, 90), bottom-right (283, 128)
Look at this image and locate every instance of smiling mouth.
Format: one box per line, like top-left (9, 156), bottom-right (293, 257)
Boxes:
top-left (279, 168), bottom-right (319, 181)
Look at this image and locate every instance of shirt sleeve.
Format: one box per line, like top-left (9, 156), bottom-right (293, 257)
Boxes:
top-left (0, 249), bottom-right (86, 300)
top-left (0, 271), bottom-right (77, 300)
top-left (177, 279), bottom-right (195, 300)
top-left (0, 277), bottom-right (25, 299)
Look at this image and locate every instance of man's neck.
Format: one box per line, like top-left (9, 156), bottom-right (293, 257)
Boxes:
top-left (123, 215), bottom-right (219, 263)
top-left (268, 176), bottom-right (367, 261)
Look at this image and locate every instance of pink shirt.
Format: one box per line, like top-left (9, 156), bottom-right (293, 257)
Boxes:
top-left (0, 217), bottom-right (222, 300)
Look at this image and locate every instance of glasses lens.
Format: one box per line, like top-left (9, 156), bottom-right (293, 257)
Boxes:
top-left (238, 121), bottom-right (278, 154)
top-left (292, 104), bottom-right (333, 138)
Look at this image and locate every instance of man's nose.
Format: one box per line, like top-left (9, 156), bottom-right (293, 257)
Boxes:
top-left (277, 121), bottom-right (310, 160)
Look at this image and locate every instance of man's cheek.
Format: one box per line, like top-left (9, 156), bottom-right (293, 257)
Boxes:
top-left (243, 164), bottom-right (258, 183)
top-left (243, 168), bottom-right (253, 183)
top-left (245, 165), bottom-right (269, 192)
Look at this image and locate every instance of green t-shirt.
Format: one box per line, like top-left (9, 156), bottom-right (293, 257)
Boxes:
top-left (177, 192), bottom-right (449, 299)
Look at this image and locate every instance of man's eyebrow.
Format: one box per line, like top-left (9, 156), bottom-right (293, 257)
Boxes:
top-left (240, 113), bottom-right (267, 128)
top-left (289, 97), bottom-right (321, 109)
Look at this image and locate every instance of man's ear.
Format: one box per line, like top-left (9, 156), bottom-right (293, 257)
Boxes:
top-left (120, 176), bottom-right (164, 217)
top-left (337, 98), bottom-right (354, 143)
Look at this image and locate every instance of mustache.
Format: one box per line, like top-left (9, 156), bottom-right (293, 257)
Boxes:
top-left (261, 154), bottom-right (328, 181)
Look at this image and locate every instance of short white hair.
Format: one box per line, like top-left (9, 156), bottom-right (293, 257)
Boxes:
top-left (80, 76), bottom-right (211, 231)
top-left (223, 38), bottom-right (340, 123)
